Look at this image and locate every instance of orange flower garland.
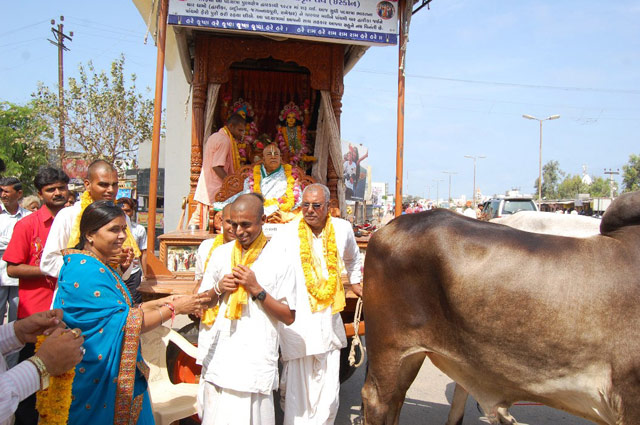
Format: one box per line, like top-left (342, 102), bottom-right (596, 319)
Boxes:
top-left (201, 234), bottom-right (225, 326)
top-left (298, 217), bottom-right (343, 313)
top-left (252, 164), bottom-right (297, 212)
top-left (35, 335), bottom-right (75, 425)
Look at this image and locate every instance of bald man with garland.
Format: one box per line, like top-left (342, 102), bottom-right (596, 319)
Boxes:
top-left (40, 160), bottom-right (139, 279)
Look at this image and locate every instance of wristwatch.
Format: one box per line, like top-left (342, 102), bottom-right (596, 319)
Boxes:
top-left (252, 290), bottom-right (267, 302)
top-left (27, 355), bottom-right (50, 390)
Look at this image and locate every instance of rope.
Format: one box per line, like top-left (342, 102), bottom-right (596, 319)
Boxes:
top-left (348, 296), bottom-right (365, 367)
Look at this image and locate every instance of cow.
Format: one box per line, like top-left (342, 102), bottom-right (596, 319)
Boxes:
top-left (361, 191), bottom-right (640, 425)
top-left (447, 210), bottom-right (602, 425)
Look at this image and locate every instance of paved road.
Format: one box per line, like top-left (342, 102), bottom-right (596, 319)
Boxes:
top-left (336, 351), bottom-right (592, 425)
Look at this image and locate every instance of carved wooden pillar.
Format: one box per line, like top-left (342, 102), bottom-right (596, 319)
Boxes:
top-left (327, 158), bottom-right (339, 204)
top-left (190, 39), bottom-right (208, 195)
top-left (327, 45), bottom-right (344, 204)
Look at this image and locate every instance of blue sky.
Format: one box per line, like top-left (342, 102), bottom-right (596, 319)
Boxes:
top-left (2, 1), bottom-right (639, 200)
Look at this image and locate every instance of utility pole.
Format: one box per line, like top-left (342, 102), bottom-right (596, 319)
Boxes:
top-left (48, 16), bottom-right (73, 168)
top-left (442, 171), bottom-right (457, 204)
top-left (604, 168), bottom-right (619, 199)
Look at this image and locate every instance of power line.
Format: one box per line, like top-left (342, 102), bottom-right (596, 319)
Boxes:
top-left (0, 20), bottom-right (49, 38)
top-left (355, 69), bottom-right (640, 95)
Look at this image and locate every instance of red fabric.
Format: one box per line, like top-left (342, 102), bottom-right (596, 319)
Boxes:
top-left (220, 68), bottom-right (311, 139)
top-left (3, 206), bottom-right (57, 318)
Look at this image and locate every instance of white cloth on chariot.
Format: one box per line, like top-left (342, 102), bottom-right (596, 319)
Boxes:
top-left (198, 240), bottom-right (296, 394)
top-left (200, 381), bottom-right (274, 425)
top-left (213, 165), bottom-right (301, 216)
top-left (279, 349), bottom-right (341, 425)
top-left (271, 216), bottom-right (362, 361)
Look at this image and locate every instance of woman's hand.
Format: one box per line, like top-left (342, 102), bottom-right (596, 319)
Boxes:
top-left (169, 293), bottom-right (211, 316)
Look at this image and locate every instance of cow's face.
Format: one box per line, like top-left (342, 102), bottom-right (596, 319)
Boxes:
top-left (302, 187), bottom-right (329, 233)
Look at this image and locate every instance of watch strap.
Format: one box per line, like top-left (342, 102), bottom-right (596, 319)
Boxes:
top-left (252, 290), bottom-right (267, 301)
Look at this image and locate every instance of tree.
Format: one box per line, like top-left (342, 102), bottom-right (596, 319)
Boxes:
top-left (589, 176), bottom-right (615, 198)
top-left (33, 55), bottom-right (154, 172)
top-left (621, 154), bottom-right (640, 192)
top-left (534, 160), bottom-right (564, 199)
top-left (0, 101), bottom-right (51, 194)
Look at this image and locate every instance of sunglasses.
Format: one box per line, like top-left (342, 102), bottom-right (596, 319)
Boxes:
top-left (301, 202), bottom-right (327, 210)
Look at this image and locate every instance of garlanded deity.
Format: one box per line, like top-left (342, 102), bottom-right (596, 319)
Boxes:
top-left (276, 100), bottom-right (315, 168)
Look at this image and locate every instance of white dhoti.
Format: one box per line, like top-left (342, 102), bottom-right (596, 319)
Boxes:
top-left (280, 349), bottom-right (341, 425)
top-left (201, 381), bottom-right (275, 425)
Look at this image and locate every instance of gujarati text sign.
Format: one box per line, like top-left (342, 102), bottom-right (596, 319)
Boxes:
top-left (168, 0), bottom-right (398, 45)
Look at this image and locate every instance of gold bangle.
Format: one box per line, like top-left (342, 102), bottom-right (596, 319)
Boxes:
top-left (27, 355), bottom-right (50, 390)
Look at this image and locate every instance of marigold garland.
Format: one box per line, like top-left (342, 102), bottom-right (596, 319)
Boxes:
top-left (35, 335), bottom-right (75, 425)
top-left (298, 217), bottom-right (344, 313)
top-left (251, 164), bottom-right (298, 212)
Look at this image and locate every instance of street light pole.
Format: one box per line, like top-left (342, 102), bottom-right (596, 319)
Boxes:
top-left (433, 179), bottom-right (444, 207)
top-left (464, 155), bottom-right (486, 207)
top-left (522, 114), bottom-right (560, 209)
top-left (442, 171), bottom-right (457, 204)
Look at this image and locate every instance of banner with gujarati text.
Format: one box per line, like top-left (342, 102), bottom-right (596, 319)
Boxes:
top-left (168, 0), bottom-right (398, 45)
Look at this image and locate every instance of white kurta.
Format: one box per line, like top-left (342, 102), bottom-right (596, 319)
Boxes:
top-left (40, 202), bottom-right (134, 278)
top-left (199, 240), bottom-right (296, 425)
top-left (270, 217), bottom-right (362, 425)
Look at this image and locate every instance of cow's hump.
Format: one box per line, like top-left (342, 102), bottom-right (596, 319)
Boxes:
top-left (600, 190), bottom-right (640, 235)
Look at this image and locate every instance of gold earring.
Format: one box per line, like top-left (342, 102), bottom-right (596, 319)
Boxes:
top-left (88, 239), bottom-right (93, 244)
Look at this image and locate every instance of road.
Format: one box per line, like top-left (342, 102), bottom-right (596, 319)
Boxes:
top-left (335, 349), bottom-right (593, 425)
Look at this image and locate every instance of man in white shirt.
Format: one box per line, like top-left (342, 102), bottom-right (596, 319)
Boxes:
top-left (40, 160), bottom-right (137, 278)
top-left (199, 194), bottom-right (296, 425)
top-left (272, 183), bottom-right (362, 425)
top-left (116, 197), bottom-right (147, 304)
top-left (0, 309), bottom-right (84, 425)
top-left (0, 178), bottom-right (30, 329)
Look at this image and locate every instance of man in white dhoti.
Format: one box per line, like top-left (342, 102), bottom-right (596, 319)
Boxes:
top-left (272, 183), bottom-right (362, 425)
top-left (199, 194), bottom-right (296, 425)
top-left (214, 143), bottom-right (301, 222)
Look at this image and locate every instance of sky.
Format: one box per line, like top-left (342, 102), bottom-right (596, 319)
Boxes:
top-left (2, 1), bottom-right (639, 201)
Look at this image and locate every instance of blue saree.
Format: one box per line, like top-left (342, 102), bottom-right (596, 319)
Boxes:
top-left (53, 250), bottom-right (154, 425)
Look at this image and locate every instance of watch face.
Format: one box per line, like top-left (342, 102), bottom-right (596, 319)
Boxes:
top-left (257, 290), bottom-right (267, 301)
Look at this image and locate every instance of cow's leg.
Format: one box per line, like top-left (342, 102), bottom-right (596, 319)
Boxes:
top-left (445, 383), bottom-right (469, 425)
top-left (362, 351), bottom-right (426, 425)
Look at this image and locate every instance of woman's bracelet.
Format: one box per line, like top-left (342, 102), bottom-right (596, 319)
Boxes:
top-left (163, 303), bottom-right (176, 326)
top-left (157, 307), bottom-right (164, 323)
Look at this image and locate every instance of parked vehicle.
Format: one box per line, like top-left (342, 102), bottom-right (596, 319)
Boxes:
top-left (482, 197), bottom-right (538, 219)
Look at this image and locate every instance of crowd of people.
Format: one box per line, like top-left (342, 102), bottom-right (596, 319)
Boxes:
top-left (0, 147), bottom-right (363, 425)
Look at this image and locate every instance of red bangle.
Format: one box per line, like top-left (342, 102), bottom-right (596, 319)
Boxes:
top-left (163, 303), bottom-right (176, 326)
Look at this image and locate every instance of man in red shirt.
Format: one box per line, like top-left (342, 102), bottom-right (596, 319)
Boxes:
top-left (3, 166), bottom-right (69, 425)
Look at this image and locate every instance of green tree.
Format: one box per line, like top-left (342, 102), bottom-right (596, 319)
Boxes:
top-left (33, 55), bottom-right (154, 172)
top-left (0, 101), bottom-right (51, 194)
top-left (621, 154), bottom-right (640, 192)
top-left (589, 176), bottom-right (615, 197)
top-left (557, 175), bottom-right (588, 199)
top-left (534, 160), bottom-right (564, 199)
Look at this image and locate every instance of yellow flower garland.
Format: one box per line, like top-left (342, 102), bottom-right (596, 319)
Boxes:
top-left (35, 335), bottom-right (75, 425)
top-left (225, 233), bottom-right (268, 320)
top-left (68, 191), bottom-right (141, 258)
top-left (223, 126), bottom-right (241, 172)
top-left (298, 217), bottom-right (345, 313)
top-left (252, 164), bottom-right (296, 212)
top-left (201, 234), bottom-right (225, 326)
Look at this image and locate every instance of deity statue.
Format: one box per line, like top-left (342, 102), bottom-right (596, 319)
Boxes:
top-left (276, 100), bottom-right (315, 168)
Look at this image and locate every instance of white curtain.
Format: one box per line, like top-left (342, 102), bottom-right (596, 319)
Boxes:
top-left (312, 90), bottom-right (346, 216)
top-left (203, 83), bottom-right (221, 143)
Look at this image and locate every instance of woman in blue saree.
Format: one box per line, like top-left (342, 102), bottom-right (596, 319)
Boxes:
top-left (52, 201), bottom-right (208, 424)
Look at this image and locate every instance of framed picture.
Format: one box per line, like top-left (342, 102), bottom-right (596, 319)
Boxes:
top-left (160, 240), bottom-right (200, 276)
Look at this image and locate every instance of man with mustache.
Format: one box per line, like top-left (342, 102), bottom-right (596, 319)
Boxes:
top-left (3, 167), bottom-right (69, 425)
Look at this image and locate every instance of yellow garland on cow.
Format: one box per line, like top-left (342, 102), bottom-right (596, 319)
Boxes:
top-left (35, 335), bottom-right (75, 425)
top-left (298, 217), bottom-right (345, 313)
top-left (225, 233), bottom-right (268, 320)
top-left (68, 191), bottom-right (141, 258)
top-left (252, 164), bottom-right (296, 212)
top-left (201, 233), bottom-right (225, 326)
